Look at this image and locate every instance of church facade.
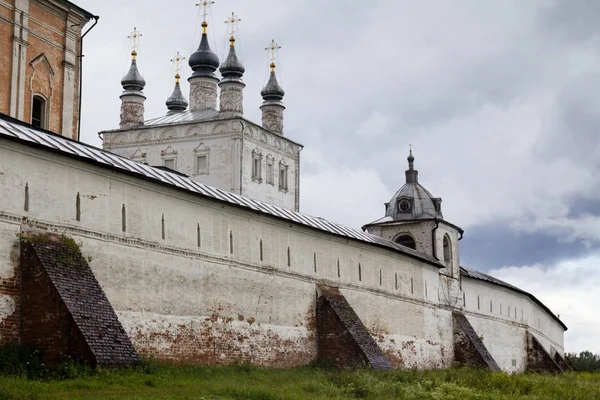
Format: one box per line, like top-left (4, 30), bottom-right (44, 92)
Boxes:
top-left (0, 2), bottom-right (569, 373)
top-left (0, 0), bottom-right (95, 139)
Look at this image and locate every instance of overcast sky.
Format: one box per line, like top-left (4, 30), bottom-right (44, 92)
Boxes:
top-left (75, 0), bottom-right (600, 354)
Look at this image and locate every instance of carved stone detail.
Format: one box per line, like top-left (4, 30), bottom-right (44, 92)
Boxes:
top-left (219, 84), bottom-right (244, 117)
top-left (189, 77), bottom-right (218, 111)
top-left (261, 105), bottom-right (284, 134)
top-left (120, 95), bottom-right (145, 129)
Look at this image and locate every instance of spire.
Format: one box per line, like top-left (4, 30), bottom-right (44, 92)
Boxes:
top-left (121, 27), bottom-right (146, 92)
top-left (188, 1), bottom-right (220, 79)
top-left (120, 27), bottom-right (146, 129)
top-left (166, 52), bottom-right (188, 113)
top-left (405, 145), bottom-right (418, 183)
top-left (261, 39), bottom-right (285, 102)
top-left (218, 12), bottom-right (245, 117)
top-left (219, 12), bottom-right (245, 81)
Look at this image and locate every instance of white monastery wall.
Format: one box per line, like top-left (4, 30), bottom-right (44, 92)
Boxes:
top-left (0, 137), bottom-right (566, 369)
top-left (0, 138), bottom-right (446, 367)
top-left (461, 277), bottom-right (565, 372)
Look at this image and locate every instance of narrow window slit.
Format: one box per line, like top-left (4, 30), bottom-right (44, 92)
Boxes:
top-left (477, 295), bottom-right (480, 310)
top-left (395, 273), bottom-right (398, 290)
top-left (229, 231), bottom-right (234, 254)
top-left (410, 277), bottom-right (414, 294)
top-left (24, 183), bottom-right (29, 212)
top-left (197, 224), bottom-right (201, 247)
top-left (463, 292), bottom-right (466, 306)
top-left (161, 214), bottom-right (165, 240)
top-left (75, 192), bottom-right (81, 221)
top-left (313, 253), bottom-right (317, 273)
top-left (425, 281), bottom-right (428, 298)
top-left (358, 263), bottom-right (362, 282)
top-left (490, 299), bottom-right (493, 313)
top-left (287, 247), bottom-right (290, 267)
top-left (337, 259), bottom-right (340, 278)
top-left (260, 239), bottom-right (264, 261)
top-left (379, 269), bottom-right (382, 286)
top-left (121, 204), bottom-right (126, 232)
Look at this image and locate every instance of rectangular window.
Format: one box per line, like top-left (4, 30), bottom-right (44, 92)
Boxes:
top-left (279, 165), bottom-right (288, 191)
top-left (196, 155), bottom-right (208, 174)
top-left (164, 158), bottom-right (175, 170)
top-left (252, 154), bottom-right (262, 182)
top-left (266, 162), bottom-right (274, 185)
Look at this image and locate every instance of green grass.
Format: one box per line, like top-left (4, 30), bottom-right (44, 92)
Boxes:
top-left (0, 362), bottom-right (598, 400)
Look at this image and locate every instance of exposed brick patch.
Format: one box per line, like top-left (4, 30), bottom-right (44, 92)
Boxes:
top-left (20, 234), bottom-right (140, 367)
top-left (526, 331), bottom-right (563, 373)
top-left (316, 285), bottom-right (392, 370)
top-left (453, 312), bottom-right (500, 371)
top-left (0, 241), bottom-right (21, 345)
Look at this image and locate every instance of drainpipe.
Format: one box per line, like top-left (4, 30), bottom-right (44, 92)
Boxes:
top-left (76, 16), bottom-right (100, 141)
top-left (431, 218), bottom-right (440, 260)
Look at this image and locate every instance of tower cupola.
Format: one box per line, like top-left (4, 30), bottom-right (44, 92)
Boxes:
top-left (260, 39), bottom-right (285, 135)
top-left (218, 12), bottom-right (245, 117)
top-left (166, 51), bottom-right (188, 113)
top-left (188, 2), bottom-right (220, 111)
top-left (119, 27), bottom-right (146, 129)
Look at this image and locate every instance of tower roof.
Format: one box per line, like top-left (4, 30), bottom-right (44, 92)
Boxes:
top-left (261, 66), bottom-right (285, 101)
top-left (121, 51), bottom-right (146, 92)
top-left (219, 38), bottom-right (245, 80)
top-left (166, 75), bottom-right (188, 113)
top-left (384, 150), bottom-right (443, 221)
top-left (188, 22), bottom-right (220, 79)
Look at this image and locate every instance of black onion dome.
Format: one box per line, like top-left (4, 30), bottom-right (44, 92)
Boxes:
top-left (121, 55), bottom-right (146, 91)
top-left (189, 32), bottom-right (220, 78)
top-left (166, 78), bottom-right (188, 112)
top-left (261, 67), bottom-right (285, 101)
top-left (219, 43), bottom-right (245, 79)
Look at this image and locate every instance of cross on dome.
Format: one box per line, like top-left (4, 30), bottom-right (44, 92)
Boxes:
top-left (225, 12), bottom-right (241, 44)
top-left (265, 39), bottom-right (282, 71)
top-left (195, 1), bottom-right (215, 33)
top-left (170, 51), bottom-right (185, 82)
top-left (127, 27), bottom-right (142, 59)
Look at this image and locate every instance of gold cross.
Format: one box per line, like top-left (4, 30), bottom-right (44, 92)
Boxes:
top-left (225, 12), bottom-right (241, 44)
top-left (265, 39), bottom-right (282, 71)
top-left (128, 27), bottom-right (142, 59)
top-left (171, 51), bottom-right (185, 82)
top-left (196, 1), bottom-right (215, 23)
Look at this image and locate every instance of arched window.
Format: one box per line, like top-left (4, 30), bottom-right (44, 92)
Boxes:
top-left (443, 234), bottom-right (452, 268)
top-left (31, 95), bottom-right (47, 129)
top-left (394, 234), bottom-right (416, 250)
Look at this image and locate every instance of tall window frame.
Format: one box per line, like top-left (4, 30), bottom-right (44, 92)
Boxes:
top-left (31, 94), bottom-right (47, 129)
top-left (252, 149), bottom-right (263, 183)
top-left (278, 160), bottom-right (289, 192)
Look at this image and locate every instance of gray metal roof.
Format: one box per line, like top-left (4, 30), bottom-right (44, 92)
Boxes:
top-left (141, 109), bottom-right (220, 126)
top-left (460, 266), bottom-right (567, 331)
top-left (0, 115), bottom-right (440, 267)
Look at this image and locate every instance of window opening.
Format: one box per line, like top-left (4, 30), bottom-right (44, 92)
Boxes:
top-left (394, 234), bottom-right (416, 249)
top-left (31, 95), bottom-right (46, 128)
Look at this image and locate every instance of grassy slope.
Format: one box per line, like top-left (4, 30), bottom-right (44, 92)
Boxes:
top-left (0, 364), bottom-right (599, 400)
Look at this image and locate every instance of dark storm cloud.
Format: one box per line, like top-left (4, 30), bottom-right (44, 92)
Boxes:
top-left (460, 224), bottom-right (590, 272)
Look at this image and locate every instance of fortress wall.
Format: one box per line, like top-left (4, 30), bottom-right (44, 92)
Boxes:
top-left (0, 139), bottom-right (450, 366)
top-left (461, 277), bottom-right (565, 372)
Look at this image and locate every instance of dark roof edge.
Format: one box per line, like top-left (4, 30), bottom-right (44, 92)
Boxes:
top-left (460, 266), bottom-right (568, 331)
top-left (0, 113), bottom-right (440, 269)
top-left (362, 217), bottom-right (464, 234)
top-left (55, 0), bottom-right (96, 19)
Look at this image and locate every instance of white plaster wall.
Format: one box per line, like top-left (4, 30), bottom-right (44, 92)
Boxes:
top-left (0, 139), bottom-right (444, 365)
top-left (461, 276), bottom-right (565, 366)
top-left (0, 138), bottom-right (566, 370)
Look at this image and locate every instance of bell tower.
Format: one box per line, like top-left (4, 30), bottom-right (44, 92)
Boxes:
top-left (362, 148), bottom-right (463, 280)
